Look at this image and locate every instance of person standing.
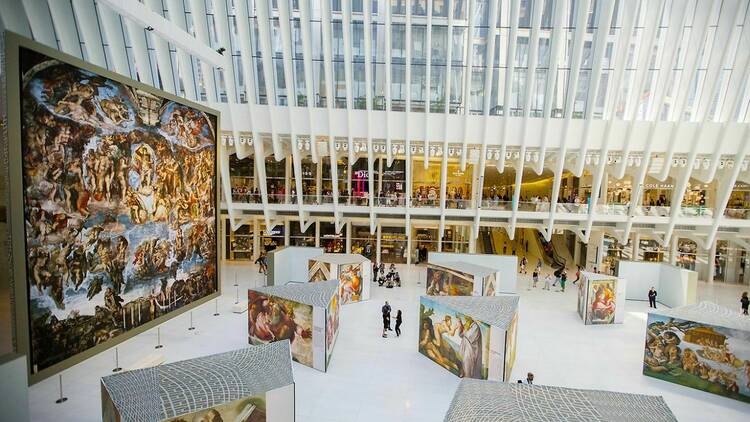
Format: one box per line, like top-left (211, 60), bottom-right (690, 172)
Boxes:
top-left (543, 274), bottom-right (552, 291)
top-left (532, 268), bottom-right (539, 288)
top-left (741, 292), bottom-right (749, 315)
top-left (525, 372), bottom-right (534, 384)
top-left (648, 287), bottom-right (658, 309)
top-left (520, 256), bottom-right (527, 274)
top-left (560, 270), bottom-right (567, 292)
top-left (573, 265), bottom-right (581, 285)
top-left (382, 301), bottom-right (392, 331)
top-left (395, 310), bottom-right (403, 337)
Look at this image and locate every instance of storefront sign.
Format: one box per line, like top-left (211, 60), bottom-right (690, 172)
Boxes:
top-left (644, 183), bottom-right (674, 189)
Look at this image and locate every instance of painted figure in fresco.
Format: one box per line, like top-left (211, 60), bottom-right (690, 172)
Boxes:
top-left (339, 265), bottom-right (362, 303)
top-left (426, 270), bottom-right (448, 296)
top-left (248, 295), bottom-right (312, 344)
top-left (456, 315), bottom-right (484, 379)
top-left (590, 284), bottom-right (616, 321)
top-left (419, 317), bottom-right (459, 373)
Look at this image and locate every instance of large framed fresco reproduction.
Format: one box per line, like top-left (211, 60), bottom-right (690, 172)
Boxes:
top-left (419, 297), bottom-right (490, 379)
top-left (426, 265), bottom-right (474, 296)
top-left (248, 290), bottom-right (313, 367)
top-left (643, 311), bottom-right (750, 403)
top-left (4, 33), bottom-right (219, 382)
top-left (586, 279), bottom-right (617, 325)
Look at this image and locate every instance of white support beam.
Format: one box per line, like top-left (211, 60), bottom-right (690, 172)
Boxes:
top-left (509, 0), bottom-right (546, 236)
top-left (277, 0), bottom-right (306, 226)
top-left (364, 0), bottom-right (376, 233)
top-left (98, 0), bottom-right (224, 66)
top-left (474, 0), bottom-right (501, 239)
top-left (662, 0), bottom-right (742, 245)
top-left (535, 0), bottom-right (567, 175)
top-left (254, 0), bottom-right (282, 159)
top-left (342, 0), bottom-right (355, 171)
top-left (384, 1), bottom-right (393, 168)
top-left (615, 0), bottom-right (665, 180)
top-left (422, 0), bottom-right (434, 171)
top-left (232, 0), bottom-right (259, 160)
top-left (573, 0), bottom-right (615, 178)
top-left (703, 6), bottom-right (750, 183)
top-left (1, 0), bottom-right (30, 36)
top-left (71, 0), bottom-right (107, 68)
top-left (459, 0), bottom-right (477, 171)
top-left (47, 0), bottom-right (82, 57)
top-left (144, 0), bottom-right (177, 94)
top-left (21, 0), bottom-right (55, 47)
top-left (320, 0), bottom-right (340, 229)
top-left (164, 0), bottom-right (198, 101)
top-left (95, 3), bottom-right (131, 75)
top-left (498, 0), bottom-right (520, 175)
top-left (583, 0), bottom-right (636, 242)
top-left (299, 0), bottom-right (319, 164)
top-left (546, 0), bottom-right (591, 241)
top-left (438, 0), bottom-right (455, 171)
top-left (125, 19), bottom-right (155, 85)
top-left (657, 0), bottom-right (714, 182)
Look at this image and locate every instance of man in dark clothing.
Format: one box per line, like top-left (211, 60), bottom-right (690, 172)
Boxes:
top-left (648, 287), bottom-right (657, 308)
top-left (382, 301), bottom-right (392, 331)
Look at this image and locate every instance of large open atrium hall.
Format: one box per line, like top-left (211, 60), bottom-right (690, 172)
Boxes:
top-left (2, 0), bottom-right (750, 421)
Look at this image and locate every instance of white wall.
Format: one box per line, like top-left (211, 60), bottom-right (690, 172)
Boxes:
top-left (618, 261), bottom-right (698, 308)
top-left (0, 354), bottom-right (29, 422)
top-left (428, 252), bottom-right (518, 294)
top-left (488, 326), bottom-right (505, 382)
top-left (266, 383), bottom-right (295, 422)
top-left (618, 261), bottom-right (661, 302)
top-left (312, 306), bottom-right (326, 372)
top-left (268, 246), bottom-right (324, 285)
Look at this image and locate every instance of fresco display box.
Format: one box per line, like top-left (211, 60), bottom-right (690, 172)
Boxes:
top-left (308, 253), bottom-right (371, 305)
top-left (267, 246), bottom-right (324, 286)
top-left (3, 33), bottom-right (220, 383)
top-left (643, 301), bottom-right (750, 403)
top-left (425, 262), bottom-right (499, 296)
top-left (248, 280), bottom-right (340, 372)
top-left (444, 379), bottom-right (677, 421)
top-left (427, 252), bottom-right (518, 294)
top-left (101, 342), bottom-right (295, 422)
top-left (418, 295), bottom-right (519, 381)
top-left (577, 272), bottom-right (626, 325)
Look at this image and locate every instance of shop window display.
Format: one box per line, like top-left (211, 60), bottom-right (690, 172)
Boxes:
top-left (260, 224), bottom-right (283, 252)
top-left (290, 221), bottom-right (315, 247)
top-left (226, 219), bottom-right (253, 260)
top-left (266, 157), bottom-right (286, 203)
top-left (6, 37), bottom-right (218, 380)
top-left (350, 225), bottom-right (376, 261)
top-left (229, 153), bottom-right (255, 203)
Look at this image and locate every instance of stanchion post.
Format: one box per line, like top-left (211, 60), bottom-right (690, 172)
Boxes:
top-left (213, 298), bottom-right (219, 316)
top-left (188, 311), bottom-right (195, 331)
top-left (155, 327), bottom-right (163, 349)
top-left (112, 347), bottom-right (122, 372)
top-left (234, 272), bottom-right (238, 287)
top-left (235, 285), bottom-right (239, 304)
top-left (55, 374), bottom-right (68, 404)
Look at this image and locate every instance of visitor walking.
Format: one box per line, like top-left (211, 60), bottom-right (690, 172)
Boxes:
top-left (526, 372), bottom-right (534, 384)
top-left (648, 287), bottom-right (658, 309)
top-left (573, 265), bottom-right (581, 284)
top-left (532, 269), bottom-right (539, 288)
top-left (536, 259), bottom-right (543, 272)
top-left (254, 252), bottom-right (268, 274)
top-left (560, 270), bottom-right (567, 292)
top-left (543, 274), bottom-right (552, 290)
top-left (395, 310), bottom-right (403, 337)
top-left (520, 256), bottom-right (527, 274)
top-left (741, 292), bottom-right (749, 315)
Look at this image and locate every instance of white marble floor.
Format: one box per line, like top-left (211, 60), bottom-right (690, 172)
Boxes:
top-left (28, 263), bottom-right (750, 421)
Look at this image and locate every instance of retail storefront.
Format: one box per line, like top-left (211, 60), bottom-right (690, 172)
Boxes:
top-left (320, 222), bottom-right (346, 253)
top-left (260, 223), bottom-right (283, 252)
top-left (351, 225), bottom-right (376, 260)
top-left (381, 226), bottom-right (407, 263)
top-left (229, 154), bottom-right (255, 202)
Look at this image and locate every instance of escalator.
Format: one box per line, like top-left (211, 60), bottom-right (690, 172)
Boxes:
top-left (535, 231), bottom-right (567, 270)
top-left (479, 229), bottom-right (495, 254)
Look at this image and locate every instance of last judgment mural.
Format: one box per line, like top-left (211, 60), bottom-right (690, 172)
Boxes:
top-left (18, 47), bottom-right (218, 373)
